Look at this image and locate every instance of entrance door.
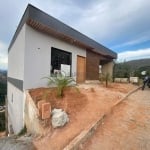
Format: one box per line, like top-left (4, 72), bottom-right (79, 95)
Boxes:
top-left (77, 56), bottom-right (86, 83)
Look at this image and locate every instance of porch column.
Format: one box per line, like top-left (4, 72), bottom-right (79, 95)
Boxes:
top-left (102, 61), bottom-right (114, 77)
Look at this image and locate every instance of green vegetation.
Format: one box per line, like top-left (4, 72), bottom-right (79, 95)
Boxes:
top-left (0, 82), bottom-right (7, 106)
top-left (18, 126), bottom-right (27, 136)
top-left (125, 58), bottom-right (150, 70)
top-left (0, 70), bottom-right (7, 132)
top-left (0, 70), bottom-right (7, 106)
top-left (113, 59), bottom-right (150, 79)
top-left (44, 73), bottom-right (75, 97)
top-left (0, 112), bottom-right (5, 131)
top-left (134, 66), bottom-right (150, 78)
top-left (113, 62), bottom-right (131, 78)
top-left (0, 82), bottom-right (7, 94)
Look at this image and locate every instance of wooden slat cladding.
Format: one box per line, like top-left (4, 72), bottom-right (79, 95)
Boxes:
top-left (26, 19), bottom-right (92, 50)
top-left (86, 50), bottom-right (100, 80)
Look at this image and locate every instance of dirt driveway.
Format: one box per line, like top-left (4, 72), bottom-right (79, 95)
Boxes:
top-left (81, 87), bottom-right (150, 150)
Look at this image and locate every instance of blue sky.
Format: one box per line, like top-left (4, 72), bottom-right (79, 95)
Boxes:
top-left (0, 0), bottom-right (150, 69)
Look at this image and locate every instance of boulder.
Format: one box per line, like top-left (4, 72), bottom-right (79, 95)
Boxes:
top-left (51, 109), bottom-right (69, 128)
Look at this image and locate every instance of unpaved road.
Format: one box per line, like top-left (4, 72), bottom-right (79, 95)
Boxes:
top-left (81, 87), bottom-right (150, 150)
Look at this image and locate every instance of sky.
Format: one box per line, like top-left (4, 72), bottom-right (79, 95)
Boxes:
top-left (0, 0), bottom-right (150, 70)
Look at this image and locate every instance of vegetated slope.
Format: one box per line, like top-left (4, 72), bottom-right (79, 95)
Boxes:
top-left (0, 70), bottom-right (7, 105)
top-left (125, 58), bottom-right (150, 70)
top-left (114, 58), bottom-right (150, 78)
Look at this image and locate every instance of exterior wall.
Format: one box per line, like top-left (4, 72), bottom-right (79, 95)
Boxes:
top-left (24, 25), bottom-right (86, 89)
top-left (7, 82), bottom-right (25, 134)
top-left (102, 61), bottom-right (114, 77)
top-left (8, 25), bottom-right (25, 80)
top-left (86, 50), bottom-right (100, 80)
top-left (8, 25), bottom-right (26, 134)
top-left (25, 91), bottom-right (47, 135)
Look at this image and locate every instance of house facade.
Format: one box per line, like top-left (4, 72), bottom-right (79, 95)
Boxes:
top-left (8, 4), bottom-right (117, 134)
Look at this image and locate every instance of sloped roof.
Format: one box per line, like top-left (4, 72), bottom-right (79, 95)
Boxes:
top-left (8, 4), bottom-right (117, 59)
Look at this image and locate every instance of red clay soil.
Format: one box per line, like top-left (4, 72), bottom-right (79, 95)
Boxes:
top-left (0, 132), bottom-right (6, 138)
top-left (80, 88), bottom-right (150, 150)
top-left (30, 83), bottom-right (137, 150)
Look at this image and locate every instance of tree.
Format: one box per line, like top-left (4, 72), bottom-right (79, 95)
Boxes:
top-left (113, 62), bottom-right (131, 78)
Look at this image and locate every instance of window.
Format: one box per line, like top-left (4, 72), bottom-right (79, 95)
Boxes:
top-left (51, 47), bottom-right (72, 76)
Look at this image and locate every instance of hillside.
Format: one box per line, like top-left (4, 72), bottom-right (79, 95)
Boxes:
top-left (125, 58), bottom-right (150, 70)
top-left (114, 58), bottom-right (150, 78)
top-left (0, 70), bottom-right (7, 105)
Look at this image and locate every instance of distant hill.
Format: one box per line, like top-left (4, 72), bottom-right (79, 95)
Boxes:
top-left (125, 58), bottom-right (150, 70)
top-left (114, 58), bottom-right (150, 78)
top-left (0, 70), bottom-right (7, 105)
top-left (0, 69), bottom-right (7, 74)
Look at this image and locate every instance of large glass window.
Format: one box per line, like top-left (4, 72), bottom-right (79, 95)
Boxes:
top-left (51, 47), bottom-right (72, 76)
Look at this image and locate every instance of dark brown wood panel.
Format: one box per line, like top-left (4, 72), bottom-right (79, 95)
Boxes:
top-left (86, 50), bottom-right (100, 80)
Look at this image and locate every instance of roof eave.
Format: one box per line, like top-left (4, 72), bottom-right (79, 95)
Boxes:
top-left (8, 4), bottom-right (117, 59)
top-left (8, 4), bottom-right (30, 51)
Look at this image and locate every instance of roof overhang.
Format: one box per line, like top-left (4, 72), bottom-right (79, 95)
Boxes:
top-left (8, 4), bottom-right (117, 59)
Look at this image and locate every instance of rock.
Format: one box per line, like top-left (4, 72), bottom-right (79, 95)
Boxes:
top-left (52, 108), bottom-right (63, 115)
top-left (51, 109), bottom-right (69, 128)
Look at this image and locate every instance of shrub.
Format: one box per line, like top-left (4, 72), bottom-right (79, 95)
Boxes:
top-left (18, 126), bottom-right (27, 136)
top-left (44, 73), bottom-right (75, 97)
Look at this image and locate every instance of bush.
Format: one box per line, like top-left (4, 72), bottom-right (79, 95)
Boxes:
top-left (44, 73), bottom-right (75, 97)
top-left (18, 126), bottom-right (27, 136)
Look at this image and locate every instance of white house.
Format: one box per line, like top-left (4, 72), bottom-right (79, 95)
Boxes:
top-left (8, 4), bottom-right (117, 134)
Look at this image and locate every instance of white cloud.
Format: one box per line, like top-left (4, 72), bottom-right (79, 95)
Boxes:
top-left (72, 0), bottom-right (150, 45)
top-left (118, 48), bottom-right (150, 62)
top-left (0, 41), bottom-right (8, 70)
top-left (0, 0), bottom-right (150, 70)
top-left (1, 0), bottom-right (150, 47)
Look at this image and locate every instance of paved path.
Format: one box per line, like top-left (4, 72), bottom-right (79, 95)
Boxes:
top-left (81, 88), bottom-right (150, 150)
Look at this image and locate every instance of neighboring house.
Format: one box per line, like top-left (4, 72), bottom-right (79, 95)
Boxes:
top-left (7, 4), bottom-right (117, 134)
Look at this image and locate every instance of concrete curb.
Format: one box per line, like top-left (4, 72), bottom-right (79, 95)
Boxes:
top-left (114, 86), bottom-right (141, 107)
top-left (63, 86), bottom-right (141, 150)
top-left (63, 115), bottom-right (105, 150)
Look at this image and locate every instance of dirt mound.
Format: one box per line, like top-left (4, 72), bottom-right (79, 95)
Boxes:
top-left (29, 87), bottom-right (88, 114)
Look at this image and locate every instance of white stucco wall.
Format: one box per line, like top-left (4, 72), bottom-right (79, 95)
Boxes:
top-left (7, 25), bottom-right (26, 134)
top-left (8, 25), bottom-right (25, 80)
top-left (102, 61), bottom-right (114, 77)
top-left (7, 24), bottom-right (86, 134)
top-left (24, 25), bottom-right (86, 89)
top-left (7, 82), bottom-right (25, 134)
